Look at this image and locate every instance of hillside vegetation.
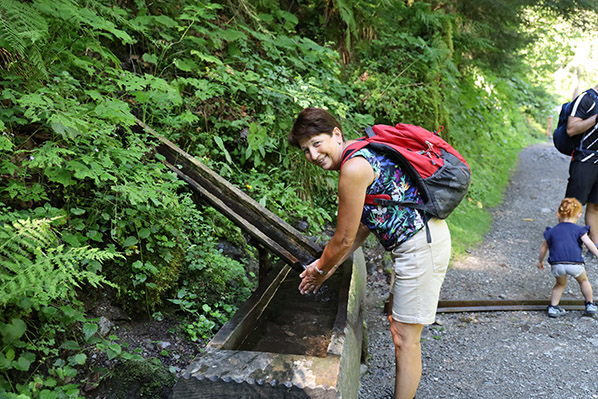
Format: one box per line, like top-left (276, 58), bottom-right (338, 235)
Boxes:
top-left (1, 0), bottom-right (597, 397)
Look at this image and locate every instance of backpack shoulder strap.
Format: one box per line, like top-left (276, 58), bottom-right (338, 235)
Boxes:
top-left (341, 140), bottom-right (367, 166)
top-left (341, 127), bottom-right (376, 166)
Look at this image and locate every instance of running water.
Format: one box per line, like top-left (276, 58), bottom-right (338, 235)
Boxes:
top-left (238, 270), bottom-right (343, 357)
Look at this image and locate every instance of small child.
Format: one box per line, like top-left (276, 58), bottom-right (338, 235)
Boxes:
top-left (537, 197), bottom-right (598, 317)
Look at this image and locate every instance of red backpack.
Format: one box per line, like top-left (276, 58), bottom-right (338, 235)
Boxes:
top-left (341, 123), bottom-right (471, 220)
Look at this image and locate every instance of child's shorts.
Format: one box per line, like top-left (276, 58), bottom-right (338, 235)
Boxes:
top-left (390, 218), bottom-right (451, 325)
top-left (550, 263), bottom-right (585, 278)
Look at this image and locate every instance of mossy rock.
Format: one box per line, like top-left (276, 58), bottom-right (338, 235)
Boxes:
top-left (99, 359), bottom-right (176, 399)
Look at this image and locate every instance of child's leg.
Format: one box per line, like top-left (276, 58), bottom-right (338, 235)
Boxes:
top-left (574, 271), bottom-right (594, 303)
top-left (551, 275), bottom-right (568, 306)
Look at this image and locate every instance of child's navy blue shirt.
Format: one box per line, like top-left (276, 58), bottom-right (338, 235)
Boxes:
top-left (544, 222), bottom-right (590, 264)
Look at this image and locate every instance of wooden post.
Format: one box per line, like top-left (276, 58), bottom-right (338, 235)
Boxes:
top-left (257, 244), bottom-right (270, 284)
top-left (546, 116), bottom-right (553, 137)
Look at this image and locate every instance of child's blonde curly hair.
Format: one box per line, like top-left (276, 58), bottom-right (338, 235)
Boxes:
top-left (558, 197), bottom-right (582, 219)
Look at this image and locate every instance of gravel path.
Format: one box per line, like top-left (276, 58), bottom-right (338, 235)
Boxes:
top-left (359, 141), bottom-right (598, 399)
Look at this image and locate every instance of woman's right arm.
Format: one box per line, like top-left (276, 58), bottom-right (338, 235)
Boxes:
top-left (315, 156), bottom-right (374, 270)
top-left (299, 157), bottom-right (373, 294)
top-left (333, 223), bottom-right (371, 267)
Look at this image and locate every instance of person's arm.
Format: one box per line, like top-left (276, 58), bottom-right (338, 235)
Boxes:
top-left (567, 113), bottom-right (598, 136)
top-left (322, 223), bottom-right (371, 270)
top-left (337, 222), bottom-right (371, 264)
top-left (537, 240), bottom-right (548, 270)
top-left (301, 223), bottom-right (370, 293)
top-left (581, 233), bottom-right (598, 259)
top-left (299, 157), bottom-right (373, 294)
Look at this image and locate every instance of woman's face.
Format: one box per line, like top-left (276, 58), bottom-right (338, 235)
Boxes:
top-left (298, 128), bottom-right (344, 170)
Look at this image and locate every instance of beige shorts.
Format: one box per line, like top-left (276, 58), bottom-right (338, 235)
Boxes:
top-left (390, 218), bottom-right (451, 325)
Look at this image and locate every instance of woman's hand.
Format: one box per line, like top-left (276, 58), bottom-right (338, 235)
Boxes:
top-left (299, 260), bottom-right (335, 295)
top-left (297, 155), bottom-right (373, 296)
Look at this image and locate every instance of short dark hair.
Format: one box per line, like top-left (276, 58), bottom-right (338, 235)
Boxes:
top-left (288, 107), bottom-right (343, 147)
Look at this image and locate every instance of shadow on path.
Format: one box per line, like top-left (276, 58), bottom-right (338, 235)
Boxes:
top-left (360, 142), bottom-right (598, 399)
top-left (441, 142), bottom-right (583, 301)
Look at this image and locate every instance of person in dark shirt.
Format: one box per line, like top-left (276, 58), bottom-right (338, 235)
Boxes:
top-left (538, 197), bottom-right (598, 317)
top-left (565, 84), bottom-right (598, 242)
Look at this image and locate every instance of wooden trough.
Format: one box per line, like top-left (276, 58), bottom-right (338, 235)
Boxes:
top-left (172, 249), bottom-right (366, 399)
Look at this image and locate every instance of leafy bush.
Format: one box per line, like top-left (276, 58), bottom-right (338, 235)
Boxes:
top-left (0, 212), bottom-right (136, 398)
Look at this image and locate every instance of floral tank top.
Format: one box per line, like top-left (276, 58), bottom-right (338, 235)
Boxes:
top-left (350, 147), bottom-right (425, 250)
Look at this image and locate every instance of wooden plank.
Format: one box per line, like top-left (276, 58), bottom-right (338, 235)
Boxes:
top-left (157, 142), bottom-right (318, 259)
top-left (208, 261), bottom-right (292, 350)
top-left (137, 119), bottom-right (322, 270)
top-left (163, 162), bottom-right (303, 271)
top-left (436, 299), bottom-right (586, 313)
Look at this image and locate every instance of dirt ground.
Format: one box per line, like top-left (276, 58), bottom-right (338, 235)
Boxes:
top-left (359, 141), bottom-right (598, 399)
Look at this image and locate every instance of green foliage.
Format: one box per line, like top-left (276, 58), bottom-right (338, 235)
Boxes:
top-left (0, 215), bottom-right (119, 310)
top-left (0, 0), bottom-right (48, 78)
top-left (0, 305), bottom-right (143, 398)
top-left (349, 2), bottom-right (455, 130)
top-left (0, 213), bottom-right (144, 398)
top-left (181, 303), bottom-right (236, 342)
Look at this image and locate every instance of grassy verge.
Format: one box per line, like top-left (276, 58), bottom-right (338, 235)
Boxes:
top-left (447, 135), bottom-right (549, 260)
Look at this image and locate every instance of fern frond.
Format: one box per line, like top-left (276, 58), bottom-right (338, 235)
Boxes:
top-left (0, 2), bottom-right (23, 54)
top-left (0, 0), bottom-right (48, 76)
top-left (0, 0), bottom-right (48, 50)
top-left (0, 218), bottom-right (55, 267)
top-left (0, 218), bottom-right (120, 309)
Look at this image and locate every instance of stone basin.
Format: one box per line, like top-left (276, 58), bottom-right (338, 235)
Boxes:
top-left (171, 248), bottom-right (367, 399)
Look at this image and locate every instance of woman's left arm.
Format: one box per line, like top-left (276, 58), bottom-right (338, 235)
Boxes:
top-left (299, 157), bottom-right (373, 294)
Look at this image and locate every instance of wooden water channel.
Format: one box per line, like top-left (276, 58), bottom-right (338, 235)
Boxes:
top-left (138, 121), bottom-right (366, 398)
top-left (139, 120), bottom-right (320, 278)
